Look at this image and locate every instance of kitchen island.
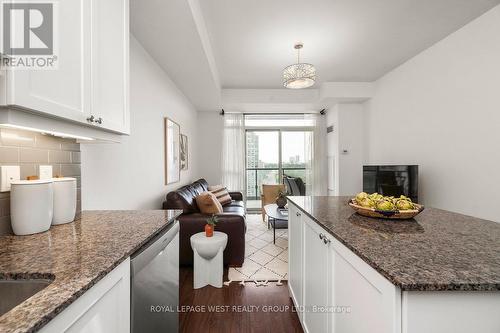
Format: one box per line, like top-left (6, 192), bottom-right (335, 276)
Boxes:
top-left (287, 196), bottom-right (500, 333)
top-left (0, 210), bottom-right (181, 333)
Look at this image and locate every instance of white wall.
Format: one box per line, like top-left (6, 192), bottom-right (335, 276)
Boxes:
top-left (364, 5), bottom-right (500, 222)
top-left (81, 36), bottom-right (198, 210)
top-left (196, 111), bottom-right (224, 185)
top-left (327, 103), bottom-right (365, 196)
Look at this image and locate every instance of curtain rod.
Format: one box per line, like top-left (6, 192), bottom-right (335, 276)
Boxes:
top-left (219, 109), bottom-right (326, 116)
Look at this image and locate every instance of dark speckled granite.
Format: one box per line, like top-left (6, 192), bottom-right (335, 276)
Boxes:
top-left (0, 210), bottom-right (182, 333)
top-left (288, 196), bottom-right (500, 292)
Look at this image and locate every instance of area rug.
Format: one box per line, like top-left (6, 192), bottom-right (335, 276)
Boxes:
top-left (226, 214), bottom-right (288, 284)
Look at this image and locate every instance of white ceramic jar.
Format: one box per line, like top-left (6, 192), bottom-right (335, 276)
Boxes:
top-left (52, 177), bottom-right (77, 225)
top-left (10, 180), bottom-right (53, 236)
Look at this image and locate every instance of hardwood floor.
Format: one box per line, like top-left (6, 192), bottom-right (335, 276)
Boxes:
top-left (180, 267), bottom-right (303, 333)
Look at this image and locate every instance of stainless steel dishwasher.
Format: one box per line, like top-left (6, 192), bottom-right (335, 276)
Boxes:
top-left (131, 220), bottom-right (179, 333)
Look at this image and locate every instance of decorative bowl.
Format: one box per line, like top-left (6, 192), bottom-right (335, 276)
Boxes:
top-left (348, 199), bottom-right (424, 220)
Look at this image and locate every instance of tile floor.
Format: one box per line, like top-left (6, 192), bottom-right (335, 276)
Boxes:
top-left (228, 214), bottom-right (288, 281)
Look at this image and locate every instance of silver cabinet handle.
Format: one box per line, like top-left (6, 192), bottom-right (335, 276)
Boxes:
top-left (296, 212), bottom-right (301, 217)
top-left (86, 115), bottom-right (95, 123)
top-left (323, 237), bottom-right (331, 245)
top-left (319, 233), bottom-right (325, 240)
top-left (95, 117), bottom-right (103, 124)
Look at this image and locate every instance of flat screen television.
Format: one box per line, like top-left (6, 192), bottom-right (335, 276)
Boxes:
top-left (363, 165), bottom-right (419, 203)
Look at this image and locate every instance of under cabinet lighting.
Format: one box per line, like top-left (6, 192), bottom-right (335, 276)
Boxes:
top-left (0, 124), bottom-right (95, 141)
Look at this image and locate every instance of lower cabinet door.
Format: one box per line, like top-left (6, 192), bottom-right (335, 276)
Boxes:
top-left (331, 239), bottom-right (400, 333)
top-left (40, 258), bottom-right (130, 333)
top-left (303, 217), bottom-right (331, 333)
top-left (288, 204), bottom-right (304, 316)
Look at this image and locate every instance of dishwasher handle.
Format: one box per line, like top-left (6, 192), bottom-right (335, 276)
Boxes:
top-left (131, 221), bottom-right (179, 276)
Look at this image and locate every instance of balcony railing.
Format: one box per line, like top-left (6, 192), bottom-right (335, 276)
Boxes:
top-left (246, 167), bottom-right (306, 201)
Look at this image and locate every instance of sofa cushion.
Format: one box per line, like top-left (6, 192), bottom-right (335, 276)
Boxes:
top-left (225, 200), bottom-right (244, 208)
top-left (165, 185), bottom-right (198, 213)
top-left (222, 205), bottom-right (245, 215)
top-left (192, 179), bottom-right (209, 194)
top-left (163, 178), bottom-right (211, 213)
top-left (195, 192), bottom-right (223, 214)
top-left (209, 185), bottom-right (232, 206)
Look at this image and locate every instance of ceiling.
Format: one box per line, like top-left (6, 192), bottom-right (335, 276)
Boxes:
top-left (131, 0), bottom-right (500, 110)
top-left (130, 0), bottom-right (221, 111)
top-left (200, 0), bottom-right (500, 88)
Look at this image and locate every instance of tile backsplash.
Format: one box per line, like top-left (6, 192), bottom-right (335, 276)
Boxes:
top-left (0, 128), bottom-right (81, 235)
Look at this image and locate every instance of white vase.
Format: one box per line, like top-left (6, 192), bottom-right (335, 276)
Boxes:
top-left (52, 177), bottom-right (77, 225)
top-left (11, 180), bottom-right (53, 235)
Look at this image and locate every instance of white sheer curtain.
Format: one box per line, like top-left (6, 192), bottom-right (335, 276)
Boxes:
top-left (221, 113), bottom-right (245, 195)
top-left (305, 114), bottom-right (328, 196)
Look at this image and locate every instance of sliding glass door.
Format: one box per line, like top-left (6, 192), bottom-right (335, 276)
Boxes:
top-left (245, 131), bottom-right (280, 209)
top-left (281, 131), bottom-right (308, 181)
top-left (245, 129), bottom-right (310, 209)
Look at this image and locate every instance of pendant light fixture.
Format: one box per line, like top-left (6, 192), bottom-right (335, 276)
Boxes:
top-left (283, 43), bottom-right (316, 89)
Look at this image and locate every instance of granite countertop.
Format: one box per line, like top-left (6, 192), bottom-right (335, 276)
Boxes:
top-left (287, 196), bottom-right (500, 292)
top-left (0, 210), bottom-right (182, 333)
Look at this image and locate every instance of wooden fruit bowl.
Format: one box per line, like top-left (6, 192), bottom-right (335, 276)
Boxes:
top-left (348, 199), bottom-right (424, 220)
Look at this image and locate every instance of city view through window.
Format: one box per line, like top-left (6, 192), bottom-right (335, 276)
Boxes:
top-left (246, 130), bottom-right (312, 207)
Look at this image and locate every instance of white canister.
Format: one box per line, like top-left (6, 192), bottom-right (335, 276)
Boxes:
top-left (52, 177), bottom-right (77, 225)
top-left (10, 180), bottom-right (53, 236)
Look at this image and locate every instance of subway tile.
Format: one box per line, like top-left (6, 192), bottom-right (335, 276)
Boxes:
top-left (61, 139), bottom-right (80, 152)
top-left (0, 216), bottom-right (12, 236)
top-left (35, 134), bottom-right (62, 150)
top-left (71, 151), bottom-right (81, 163)
top-left (0, 197), bottom-right (10, 217)
top-left (1, 129), bottom-right (82, 227)
top-left (50, 164), bottom-right (62, 177)
top-left (0, 147), bottom-right (19, 163)
top-left (61, 164), bottom-right (81, 177)
top-left (0, 128), bottom-right (35, 147)
top-left (20, 148), bottom-right (49, 163)
top-left (49, 150), bottom-right (71, 163)
top-left (20, 164), bottom-right (37, 180)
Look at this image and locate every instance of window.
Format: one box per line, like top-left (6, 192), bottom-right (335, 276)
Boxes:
top-left (244, 115), bottom-right (312, 209)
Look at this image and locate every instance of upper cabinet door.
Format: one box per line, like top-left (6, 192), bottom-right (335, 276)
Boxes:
top-left (90, 0), bottom-right (130, 134)
top-left (6, 0), bottom-right (91, 123)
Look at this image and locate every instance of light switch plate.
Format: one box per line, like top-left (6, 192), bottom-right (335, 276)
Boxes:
top-left (39, 165), bottom-right (53, 180)
top-left (0, 166), bottom-right (21, 192)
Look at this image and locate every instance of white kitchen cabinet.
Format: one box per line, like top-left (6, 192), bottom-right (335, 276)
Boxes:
top-left (5, 0), bottom-right (92, 124)
top-left (288, 204), bottom-right (304, 321)
top-left (2, 0), bottom-right (129, 135)
top-left (302, 215), bottom-right (332, 333)
top-left (90, 0), bottom-right (130, 134)
top-left (40, 258), bottom-right (130, 333)
top-left (288, 201), bottom-right (500, 333)
top-left (288, 201), bottom-right (400, 333)
top-left (330, 235), bottom-right (400, 333)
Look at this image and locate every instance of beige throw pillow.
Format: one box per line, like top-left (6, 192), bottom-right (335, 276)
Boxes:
top-left (195, 191), bottom-right (223, 214)
top-left (208, 185), bottom-right (232, 206)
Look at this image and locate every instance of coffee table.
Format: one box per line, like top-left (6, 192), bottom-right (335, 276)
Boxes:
top-left (264, 203), bottom-right (288, 244)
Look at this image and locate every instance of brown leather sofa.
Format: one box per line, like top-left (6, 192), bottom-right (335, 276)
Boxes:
top-left (163, 179), bottom-right (246, 266)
